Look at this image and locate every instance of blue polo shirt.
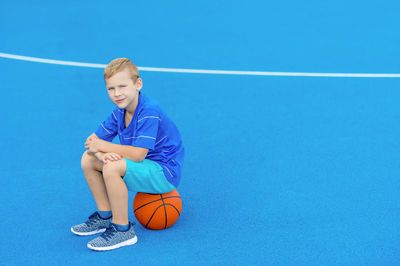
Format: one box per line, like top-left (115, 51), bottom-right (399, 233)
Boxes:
top-left (94, 92), bottom-right (184, 187)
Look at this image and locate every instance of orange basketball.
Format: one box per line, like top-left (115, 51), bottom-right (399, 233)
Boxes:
top-left (133, 189), bottom-right (182, 230)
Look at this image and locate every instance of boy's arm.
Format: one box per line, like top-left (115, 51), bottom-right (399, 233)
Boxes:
top-left (86, 135), bottom-right (148, 162)
top-left (99, 141), bottom-right (148, 162)
top-left (93, 151), bottom-right (105, 162)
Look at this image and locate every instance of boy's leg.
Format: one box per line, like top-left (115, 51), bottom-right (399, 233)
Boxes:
top-left (81, 151), bottom-right (111, 211)
top-left (102, 159), bottom-right (129, 225)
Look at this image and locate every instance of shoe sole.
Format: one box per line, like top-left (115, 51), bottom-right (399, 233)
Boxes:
top-left (87, 235), bottom-right (138, 251)
top-left (71, 227), bottom-right (107, 236)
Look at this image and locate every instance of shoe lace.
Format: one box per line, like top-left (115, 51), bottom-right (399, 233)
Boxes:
top-left (101, 225), bottom-right (117, 241)
top-left (85, 212), bottom-right (99, 227)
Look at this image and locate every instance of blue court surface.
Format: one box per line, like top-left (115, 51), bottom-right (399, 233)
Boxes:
top-left (1, 1), bottom-right (399, 265)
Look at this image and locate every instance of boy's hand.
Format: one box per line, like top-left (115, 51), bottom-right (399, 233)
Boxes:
top-left (85, 136), bottom-right (104, 153)
top-left (85, 133), bottom-right (99, 154)
top-left (103, 153), bottom-right (123, 164)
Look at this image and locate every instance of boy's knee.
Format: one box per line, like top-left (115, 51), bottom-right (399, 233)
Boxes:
top-left (102, 160), bottom-right (126, 178)
top-left (81, 151), bottom-right (98, 171)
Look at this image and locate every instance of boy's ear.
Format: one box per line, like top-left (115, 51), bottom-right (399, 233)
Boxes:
top-left (136, 77), bottom-right (143, 91)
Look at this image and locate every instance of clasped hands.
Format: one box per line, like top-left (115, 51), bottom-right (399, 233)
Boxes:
top-left (85, 134), bottom-right (123, 164)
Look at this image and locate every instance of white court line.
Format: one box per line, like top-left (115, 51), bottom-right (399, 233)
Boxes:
top-left (1, 52), bottom-right (400, 78)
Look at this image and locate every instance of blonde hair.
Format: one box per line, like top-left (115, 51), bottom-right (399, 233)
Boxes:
top-left (104, 58), bottom-right (139, 82)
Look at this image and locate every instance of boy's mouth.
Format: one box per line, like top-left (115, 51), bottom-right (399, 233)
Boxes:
top-left (116, 98), bottom-right (125, 103)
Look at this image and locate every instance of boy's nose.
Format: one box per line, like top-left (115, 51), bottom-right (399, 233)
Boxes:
top-left (114, 88), bottom-right (122, 96)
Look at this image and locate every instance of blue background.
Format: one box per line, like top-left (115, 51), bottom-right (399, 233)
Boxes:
top-left (0, 0), bottom-right (399, 265)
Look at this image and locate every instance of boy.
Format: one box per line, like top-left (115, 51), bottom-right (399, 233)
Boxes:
top-left (71, 58), bottom-right (184, 251)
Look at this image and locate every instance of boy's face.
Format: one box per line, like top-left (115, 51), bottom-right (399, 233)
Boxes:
top-left (105, 67), bottom-right (142, 110)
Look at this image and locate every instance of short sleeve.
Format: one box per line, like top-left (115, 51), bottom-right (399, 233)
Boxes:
top-left (94, 109), bottom-right (119, 142)
top-left (132, 113), bottom-right (161, 150)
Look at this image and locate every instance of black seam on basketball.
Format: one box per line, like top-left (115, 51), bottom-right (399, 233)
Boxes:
top-left (160, 194), bottom-right (168, 229)
top-left (134, 198), bottom-right (163, 213)
top-left (164, 203), bottom-right (181, 216)
top-left (134, 196), bottom-right (180, 212)
top-left (145, 204), bottom-right (165, 228)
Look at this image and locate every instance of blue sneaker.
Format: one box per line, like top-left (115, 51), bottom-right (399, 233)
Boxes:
top-left (87, 222), bottom-right (138, 251)
top-left (71, 212), bottom-right (112, 236)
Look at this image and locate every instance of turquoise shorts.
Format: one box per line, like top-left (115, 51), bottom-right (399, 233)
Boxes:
top-left (122, 158), bottom-right (176, 194)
